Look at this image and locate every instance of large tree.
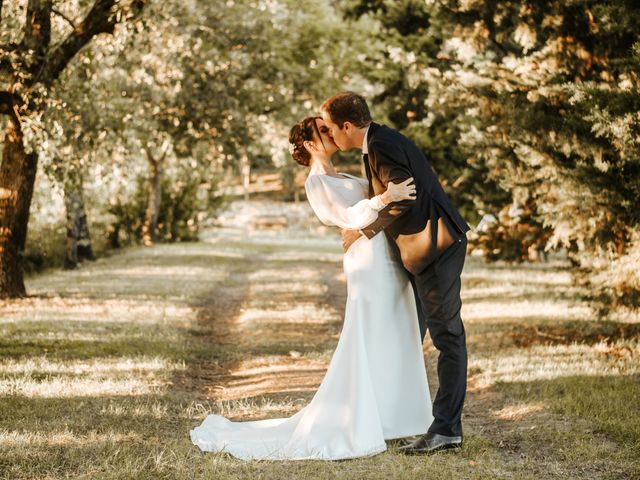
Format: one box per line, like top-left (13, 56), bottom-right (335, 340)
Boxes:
top-left (428, 1), bottom-right (640, 310)
top-left (350, 0), bottom-right (640, 312)
top-left (0, 0), bottom-right (146, 297)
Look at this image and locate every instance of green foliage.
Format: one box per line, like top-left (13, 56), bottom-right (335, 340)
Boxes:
top-left (341, 0), bottom-right (492, 223)
top-left (473, 202), bottom-right (552, 263)
top-left (11, 0), bottom-right (639, 315)
top-left (351, 0), bottom-right (640, 314)
top-left (24, 0), bottom-right (369, 267)
top-left (106, 175), bottom-right (208, 247)
top-left (23, 224), bottom-right (67, 274)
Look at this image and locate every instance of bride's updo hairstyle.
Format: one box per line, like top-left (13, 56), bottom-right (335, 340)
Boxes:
top-left (288, 116), bottom-right (322, 167)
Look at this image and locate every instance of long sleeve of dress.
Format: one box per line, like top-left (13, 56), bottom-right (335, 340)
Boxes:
top-left (304, 175), bottom-right (384, 230)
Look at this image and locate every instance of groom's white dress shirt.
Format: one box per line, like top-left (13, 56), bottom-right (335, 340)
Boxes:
top-left (362, 124), bottom-right (370, 155)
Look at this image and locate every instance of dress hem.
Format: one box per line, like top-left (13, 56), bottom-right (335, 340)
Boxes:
top-left (190, 436), bottom-right (388, 462)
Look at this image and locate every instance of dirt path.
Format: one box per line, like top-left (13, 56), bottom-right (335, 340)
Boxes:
top-left (183, 227), bottom-right (347, 409)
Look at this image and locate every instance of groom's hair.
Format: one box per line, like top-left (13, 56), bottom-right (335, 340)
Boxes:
top-left (321, 91), bottom-right (372, 129)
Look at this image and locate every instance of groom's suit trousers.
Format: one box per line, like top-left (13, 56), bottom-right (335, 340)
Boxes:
top-left (410, 234), bottom-right (467, 438)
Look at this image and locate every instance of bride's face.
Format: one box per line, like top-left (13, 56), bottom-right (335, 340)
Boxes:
top-left (314, 118), bottom-right (339, 156)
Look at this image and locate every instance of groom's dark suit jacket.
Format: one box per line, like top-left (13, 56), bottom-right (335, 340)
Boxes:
top-left (361, 122), bottom-right (470, 275)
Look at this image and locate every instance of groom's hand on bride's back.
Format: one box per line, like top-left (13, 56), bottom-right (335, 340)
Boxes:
top-left (341, 229), bottom-right (362, 253)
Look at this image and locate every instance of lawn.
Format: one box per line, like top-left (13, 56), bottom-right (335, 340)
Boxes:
top-left (1, 207), bottom-right (638, 479)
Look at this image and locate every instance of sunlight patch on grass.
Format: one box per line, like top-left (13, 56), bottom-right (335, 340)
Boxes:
top-left (190, 397), bottom-right (310, 420)
top-left (247, 267), bottom-right (323, 283)
top-left (0, 356), bottom-right (181, 375)
top-left (463, 260), bottom-right (574, 286)
top-left (470, 342), bottom-right (640, 388)
top-left (232, 359), bottom-right (327, 378)
top-left (462, 283), bottom-right (582, 301)
top-left (462, 300), bottom-right (592, 322)
top-left (491, 402), bottom-right (545, 420)
top-left (0, 429), bottom-right (141, 447)
top-left (217, 378), bottom-right (319, 402)
top-left (262, 250), bottom-right (344, 263)
top-left (132, 245), bottom-right (249, 259)
top-left (6, 331), bottom-right (145, 342)
top-left (0, 298), bottom-right (196, 325)
top-left (238, 305), bottom-right (337, 325)
top-left (101, 399), bottom-right (174, 419)
top-left (251, 282), bottom-right (328, 296)
top-left (0, 376), bottom-right (166, 398)
top-left (103, 266), bottom-right (229, 278)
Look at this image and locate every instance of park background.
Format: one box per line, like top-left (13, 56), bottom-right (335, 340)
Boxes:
top-left (0, 1), bottom-right (638, 478)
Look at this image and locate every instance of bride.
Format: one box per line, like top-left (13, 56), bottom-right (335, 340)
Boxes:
top-left (190, 116), bottom-right (432, 460)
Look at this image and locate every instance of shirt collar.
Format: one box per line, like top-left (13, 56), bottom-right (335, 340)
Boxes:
top-left (362, 124), bottom-right (371, 155)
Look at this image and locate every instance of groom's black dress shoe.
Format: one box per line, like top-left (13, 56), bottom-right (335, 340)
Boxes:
top-left (398, 432), bottom-right (462, 455)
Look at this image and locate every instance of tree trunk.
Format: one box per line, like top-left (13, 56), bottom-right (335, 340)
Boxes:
top-left (142, 151), bottom-right (161, 246)
top-left (241, 152), bottom-right (250, 201)
top-left (63, 172), bottom-right (94, 270)
top-left (77, 212), bottom-right (94, 261)
top-left (0, 119), bottom-right (38, 298)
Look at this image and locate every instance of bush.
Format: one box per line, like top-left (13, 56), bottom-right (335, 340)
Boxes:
top-left (470, 203), bottom-right (552, 263)
top-left (107, 175), bottom-right (223, 248)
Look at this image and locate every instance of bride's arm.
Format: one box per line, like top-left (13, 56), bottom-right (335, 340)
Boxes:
top-left (305, 176), bottom-right (382, 230)
top-left (304, 176), bottom-right (415, 231)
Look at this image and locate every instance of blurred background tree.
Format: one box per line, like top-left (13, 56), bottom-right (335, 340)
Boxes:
top-left (429, 0), bottom-right (640, 314)
top-left (12, 0), bottom-right (372, 284)
top-left (0, 0), bottom-right (146, 296)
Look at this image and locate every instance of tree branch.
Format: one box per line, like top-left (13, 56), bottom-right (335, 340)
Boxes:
top-left (157, 138), bottom-right (171, 164)
top-left (144, 139), bottom-right (171, 168)
top-left (143, 148), bottom-right (157, 168)
top-left (34, 0), bottom-right (146, 87)
top-left (51, 7), bottom-right (77, 30)
top-left (0, 90), bottom-right (21, 123)
top-left (22, 0), bottom-right (52, 58)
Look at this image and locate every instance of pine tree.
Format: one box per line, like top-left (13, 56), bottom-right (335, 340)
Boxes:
top-left (434, 0), bottom-right (639, 311)
top-left (350, 0), bottom-right (640, 312)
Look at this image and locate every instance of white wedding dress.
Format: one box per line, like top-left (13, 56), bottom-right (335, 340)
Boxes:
top-left (190, 171), bottom-right (432, 460)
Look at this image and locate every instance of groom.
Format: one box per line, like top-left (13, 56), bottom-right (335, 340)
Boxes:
top-left (321, 92), bottom-right (470, 454)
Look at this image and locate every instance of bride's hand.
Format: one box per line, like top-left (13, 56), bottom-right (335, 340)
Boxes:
top-left (382, 177), bottom-right (416, 204)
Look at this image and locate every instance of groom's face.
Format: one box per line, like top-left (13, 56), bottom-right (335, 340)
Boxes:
top-left (321, 111), bottom-right (352, 151)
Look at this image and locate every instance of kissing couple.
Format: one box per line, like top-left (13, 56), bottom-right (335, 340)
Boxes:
top-left (191, 92), bottom-right (470, 460)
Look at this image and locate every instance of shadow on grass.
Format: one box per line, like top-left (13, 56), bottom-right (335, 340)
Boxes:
top-left (177, 241), bottom-right (346, 416)
top-left (463, 286), bottom-right (583, 304)
top-left (463, 319), bottom-right (640, 352)
top-left (0, 336), bottom-right (186, 360)
top-left (460, 373), bottom-right (640, 480)
top-left (0, 393), bottom-right (202, 480)
top-left (494, 374), bottom-right (640, 448)
top-left (507, 321), bottom-right (640, 347)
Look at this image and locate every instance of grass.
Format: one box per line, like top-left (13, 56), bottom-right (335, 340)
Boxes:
top-left (1, 216), bottom-right (638, 479)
